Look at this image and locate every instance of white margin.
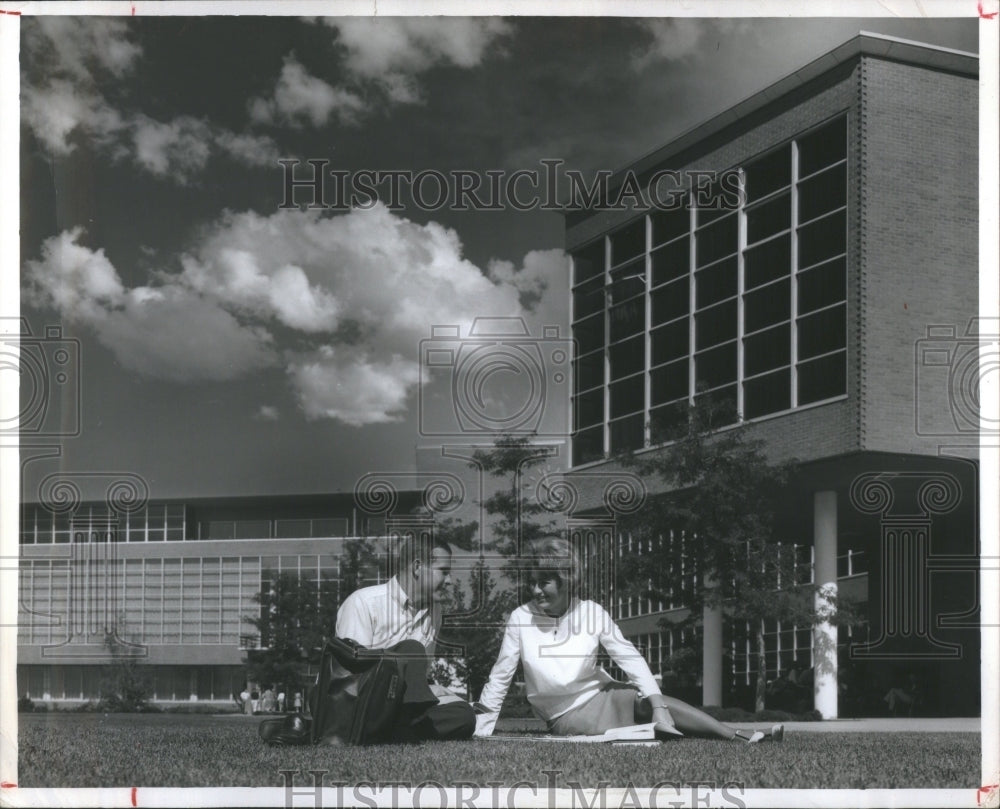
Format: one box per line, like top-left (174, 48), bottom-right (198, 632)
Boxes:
top-left (0, 3), bottom-right (996, 809)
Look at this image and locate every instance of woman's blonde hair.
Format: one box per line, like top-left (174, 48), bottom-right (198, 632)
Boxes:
top-left (526, 535), bottom-right (582, 592)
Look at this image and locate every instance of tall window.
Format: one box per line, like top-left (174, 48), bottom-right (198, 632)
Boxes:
top-left (570, 116), bottom-right (848, 466)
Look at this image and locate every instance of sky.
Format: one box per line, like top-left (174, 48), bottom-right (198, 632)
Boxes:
top-left (13, 11), bottom-right (980, 502)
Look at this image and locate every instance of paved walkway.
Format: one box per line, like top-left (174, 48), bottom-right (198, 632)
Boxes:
top-left (492, 716), bottom-right (980, 734)
top-left (223, 713), bottom-right (980, 733)
top-left (747, 716), bottom-right (979, 732)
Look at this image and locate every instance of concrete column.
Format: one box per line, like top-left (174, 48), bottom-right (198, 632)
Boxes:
top-left (702, 601), bottom-right (723, 706)
top-left (813, 490), bottom-right (838, 719)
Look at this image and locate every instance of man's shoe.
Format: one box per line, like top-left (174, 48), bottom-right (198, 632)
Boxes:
top-left (259, 713), bottom-right (312, 746)
top-left (770, 723), bottom-right (785, 742)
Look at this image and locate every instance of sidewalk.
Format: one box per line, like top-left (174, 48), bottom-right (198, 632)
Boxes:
top-left (753, 717), bottom-right (979, 733)
top-left (493, 716), bottom-right (980, 734)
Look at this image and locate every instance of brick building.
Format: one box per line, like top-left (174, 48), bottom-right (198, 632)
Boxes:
top-left (564, 32), bottom-right (980, 717)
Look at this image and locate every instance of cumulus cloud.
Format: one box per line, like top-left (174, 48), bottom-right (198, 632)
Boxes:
top-left (329, 17), bottom-right (512, 79)
top-left (24, 229), bottom-right (276, 382)
top-left (97, 287), bottom-right (277, 382)
top-left (24, 16), bottom-right (142, 88)
top-left (22, 18), bottom-right (281, 180)
top-left (487, 249), bottom-right (569, 331)
top-left (288, 348), bottom-right (421, 426)
top-left (255, 405), bottom-right (280, 421)
top-left (21, 80), bottom-right (126, 156)
top-left (23, 227), bottom-right (125, 319)
top-left (248, 56), bottom-right (366, 127)
top-left (131, 115), bottom-right (213, 180)
top-left (632, 18), bottom-right (754, 71)
top-left (213, 131), bottom-right (283, 168)
top-left (24, 205), bottom-right (560, 426)
top-left (249, 17), bottom-right (513, 121)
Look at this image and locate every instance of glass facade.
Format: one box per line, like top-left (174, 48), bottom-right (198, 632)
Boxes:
top-left (19, 505), bottom-right (360, 544)
top-left (571, 116), bottom-right (848, 465)
top-left (17, 551), bottom-right (385, 649)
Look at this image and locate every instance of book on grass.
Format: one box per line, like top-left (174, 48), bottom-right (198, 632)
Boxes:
top-left (482, 723), bottom-right (669, 743)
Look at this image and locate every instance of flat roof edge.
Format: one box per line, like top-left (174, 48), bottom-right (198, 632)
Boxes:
top-left (594, 31), bottom-right (978, 197)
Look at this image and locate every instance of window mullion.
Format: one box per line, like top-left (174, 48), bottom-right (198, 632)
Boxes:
top-left (687, 194), bottom-right (696, 407)
top-left (737, 169), bottom-right (747, 420)
top-left (644, 214), bottom-right (652, 449)
top-left (790, 140), bottom-right (800, 408)
top-left (602, 235), bottom-right (611, 458)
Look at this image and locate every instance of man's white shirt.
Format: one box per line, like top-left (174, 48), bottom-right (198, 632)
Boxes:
top-left (335, 576), bottom-right (439, 655)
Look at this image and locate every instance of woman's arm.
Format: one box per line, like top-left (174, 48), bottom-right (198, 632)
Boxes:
top-left (474, 612), bottom-right (522, 734)
top-left (595, 604), bottom-right (661, 698)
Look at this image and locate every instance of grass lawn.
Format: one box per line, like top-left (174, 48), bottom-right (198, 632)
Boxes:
top-left (17, 713), bottom-right (979, 790)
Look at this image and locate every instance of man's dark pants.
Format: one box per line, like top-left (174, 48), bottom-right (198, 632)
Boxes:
top-left (326, 639), bottom-right (476, 744)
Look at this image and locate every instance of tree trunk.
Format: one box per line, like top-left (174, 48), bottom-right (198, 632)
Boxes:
top-left (755, 622), bottom-right (766, 713)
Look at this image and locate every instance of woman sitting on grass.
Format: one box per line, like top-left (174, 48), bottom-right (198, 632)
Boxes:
top-left (474, 536), bottom-right (783, 743)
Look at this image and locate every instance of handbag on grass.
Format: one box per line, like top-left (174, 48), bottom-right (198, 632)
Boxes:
top-left (307, 637), bottom-right (404, 745)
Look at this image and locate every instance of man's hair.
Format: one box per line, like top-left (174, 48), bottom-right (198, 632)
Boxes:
top-left (394, 532), bottom-right (451, 574)
top-left (526, 535), bottom-right (582, 591)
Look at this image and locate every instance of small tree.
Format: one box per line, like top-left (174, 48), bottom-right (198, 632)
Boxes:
top-left (435, 435), bottom-right (559, 701)
top-left (619, 399), bottom-right (864, 711)
top-left (470, 436), bottom-right (559, 557)
top-left (438, 557), bottom-right (518, 697)
top-left (245, 537), bottom-right (378, 692)
top-left (99, 616), bottom-right (153, 712)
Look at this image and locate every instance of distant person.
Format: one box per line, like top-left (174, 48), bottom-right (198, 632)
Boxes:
top-left (277, 691), bottom-right (286, 713)
top-left (474, 537), bottom-right (783, 743)
top-left (261, 686), bottom-right (277, 713)
top-left (293, 692), bottom-right (302, 712)
top-left (884, 673), bottom-right (921, 716)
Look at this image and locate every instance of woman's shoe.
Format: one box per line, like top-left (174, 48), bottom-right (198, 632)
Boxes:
top-left (738, 724), bottom-right (785, 743)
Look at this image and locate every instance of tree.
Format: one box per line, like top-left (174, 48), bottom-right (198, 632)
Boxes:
top-left (245, 537), bottom-right (378, 692)
top-left (437, 557), bottom-right (517, 697)
top-left (618, 399), bottom-right (864, 711)
top-left (471, 435), bottom-right (560, 560)
top-left (99, 615), bottom-right (154, 712)
top-left (435, 435), bottom-right (560, 699)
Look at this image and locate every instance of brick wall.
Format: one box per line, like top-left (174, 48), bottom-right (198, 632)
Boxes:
top-left (859, 57), bottom-right (978, 457)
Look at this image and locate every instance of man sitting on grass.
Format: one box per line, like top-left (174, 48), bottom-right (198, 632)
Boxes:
top-left (260, 535), bottom-right (476, 745)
